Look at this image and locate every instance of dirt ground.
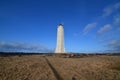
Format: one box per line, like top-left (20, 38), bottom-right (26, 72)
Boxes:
top-left (0, 55), bottom-right (120, 80)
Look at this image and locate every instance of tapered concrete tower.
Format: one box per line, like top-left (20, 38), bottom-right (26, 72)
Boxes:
top-left (55, 24), bottom-right (65, 53)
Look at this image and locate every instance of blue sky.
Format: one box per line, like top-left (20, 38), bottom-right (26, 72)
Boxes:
top-left (0, 0), bottom-right (120, 53)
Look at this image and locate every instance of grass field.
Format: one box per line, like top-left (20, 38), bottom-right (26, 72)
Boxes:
top-left (0, 54), bottom-right (120, 80)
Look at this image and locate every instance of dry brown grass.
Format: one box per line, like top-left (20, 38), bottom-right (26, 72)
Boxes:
top-left (47, 55), bottom-right (120, 80)
top-left (0, 55), bottom-right (120, 80)
top-left (0, 55), bottom-right (56, 80)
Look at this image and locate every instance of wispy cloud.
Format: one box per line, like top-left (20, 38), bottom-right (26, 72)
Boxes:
top-left (102, 1), bottom-right (120, 17)
top-left (106, 40), bottom-right (120, 52)
top-left (97, 24), bottom-right (112, 36)
top-left (97, 2), bottom-right (120, 37)
top-left (0, 42), bottom-right (53, 52)
top-left (83, 22), bottom-right (97, 35)
top-left (102, 6), bottom-right (113, 17)
top-left (114, 2), bottom-right (120, 9)
top-left (97, 14), bottom-right (120, 37)
top-left (117, 28), bottom-right (120, 32)
top-left (113, 15), bottom-right (120, 25)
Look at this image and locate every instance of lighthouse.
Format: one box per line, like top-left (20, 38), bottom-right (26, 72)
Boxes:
top-left (55, 24), bottom-right (65, 53)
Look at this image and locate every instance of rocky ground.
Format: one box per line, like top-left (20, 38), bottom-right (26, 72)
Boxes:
top-left (0, 55), bottom-right (120, 80)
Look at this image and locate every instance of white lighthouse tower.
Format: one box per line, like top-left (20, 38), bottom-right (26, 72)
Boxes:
top-left (55, 24), bottom-right (65, 53)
